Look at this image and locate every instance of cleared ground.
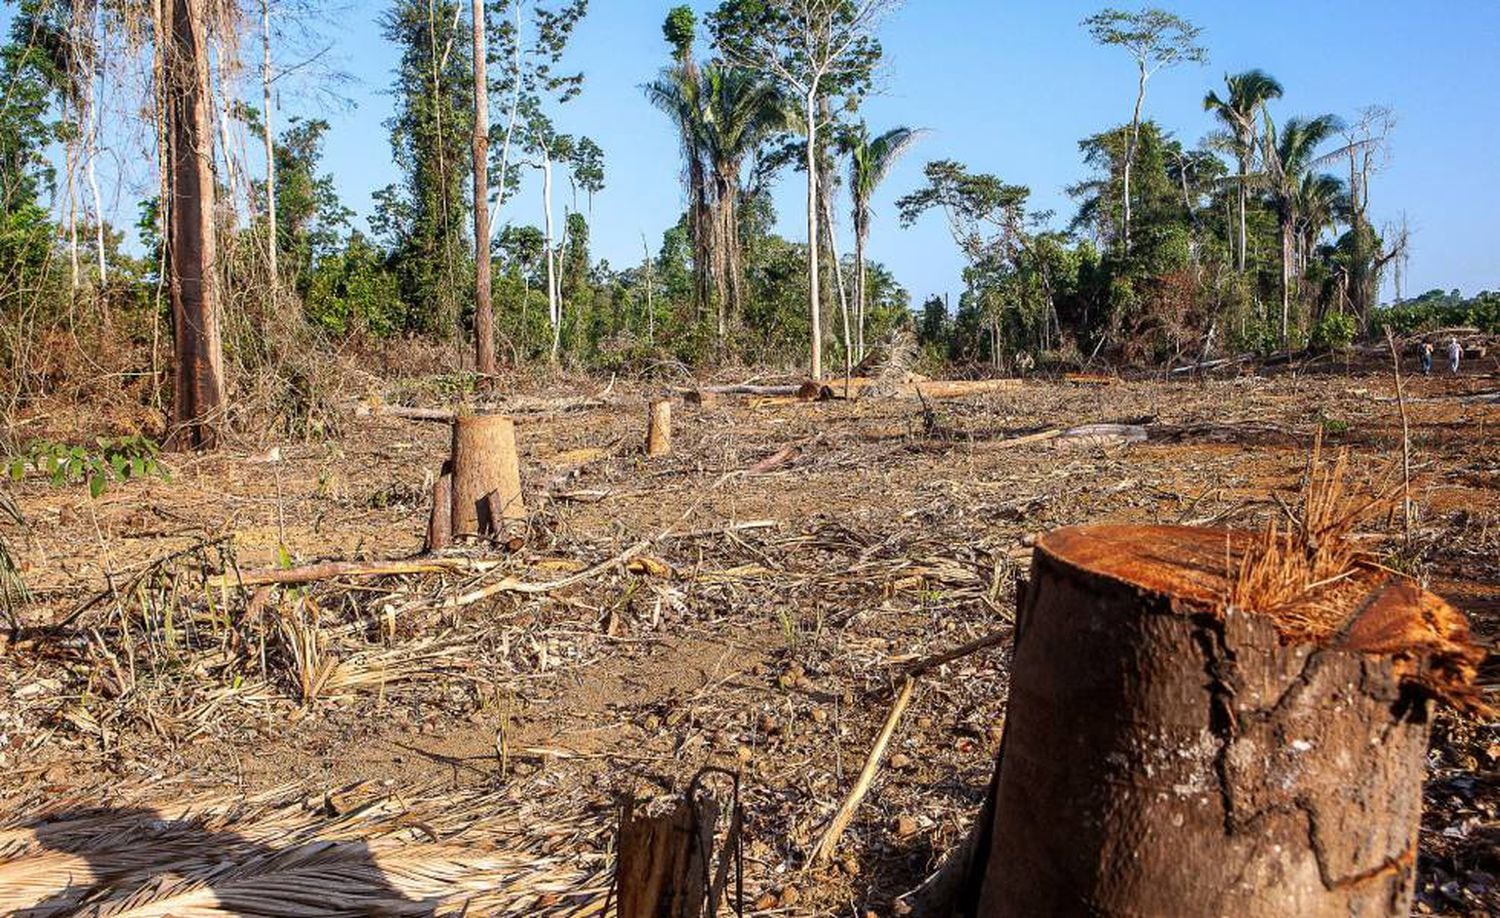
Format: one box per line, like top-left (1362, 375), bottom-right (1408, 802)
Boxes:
top-left (2, 366), bottom-right (1497, 914)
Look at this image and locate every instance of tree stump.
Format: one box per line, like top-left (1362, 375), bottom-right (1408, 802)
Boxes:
top-left (615, 797), bottom-right (718, 918)
top-left (424, 464), bottom-right (453, 553)
top-left (964, 524), bottom-right (1481, 917)
top-left (646, 399), bottom-right (672, 457)
top-left (449, 414), bottom-right (523, 538)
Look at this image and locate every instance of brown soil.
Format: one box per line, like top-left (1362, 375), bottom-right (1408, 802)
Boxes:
top-left (2, 367), bottom-right (1497, 915)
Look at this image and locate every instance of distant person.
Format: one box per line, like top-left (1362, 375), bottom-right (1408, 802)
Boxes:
top-left (1420, 341), bottom-right (1434, 376)
top-left (1448, 337), bottom-right (1463, 374)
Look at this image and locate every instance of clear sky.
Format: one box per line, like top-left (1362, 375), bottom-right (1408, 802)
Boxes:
top-left (15, 0), bottom-right (1500, 303)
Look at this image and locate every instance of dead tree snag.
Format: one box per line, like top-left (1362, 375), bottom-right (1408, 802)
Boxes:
top-left (949, 523), bottom-right (1481, 917)
top-left (450, 415), bottom-right (524, 538)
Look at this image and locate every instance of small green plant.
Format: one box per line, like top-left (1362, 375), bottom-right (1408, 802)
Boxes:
top-left (1310, 313), bottom-right (1357, 352)
top-left (9, 435), bottom-right (169, 498)
top-left (1318, 414), bottom-right (1349, 436)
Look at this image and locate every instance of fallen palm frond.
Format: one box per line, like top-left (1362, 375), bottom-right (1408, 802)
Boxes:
top-left (0, 781), bottom-right (613, 916)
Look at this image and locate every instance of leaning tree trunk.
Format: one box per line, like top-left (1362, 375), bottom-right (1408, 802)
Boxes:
top-left (165, 0), bottom-right (225, 450)
top-left (948, 523), bottom-right (1481, 917)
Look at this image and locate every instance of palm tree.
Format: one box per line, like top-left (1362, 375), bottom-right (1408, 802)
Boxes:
top-left (1264, 113), bottom-right (1343, 342)
top-left (843, 123), bottom-right (922, 362)
top-left (1203, 69), bottom-right (1283, 272)
top-left (1294, 172), bottom-right (1345, 274)
top-left (645, 64), bottom-right (784, 342)
top-left (644, 63), bottom-right (713, 330)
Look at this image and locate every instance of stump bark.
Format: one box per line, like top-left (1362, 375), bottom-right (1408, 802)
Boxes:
top-left (959, 524), bottom-right (1480, 918)
top-left (646, 399), bottom-right (672, 457)
top-left (615, 797), bottom-right (719, 918)
top-left (449, 414), bottom-right (523, 538)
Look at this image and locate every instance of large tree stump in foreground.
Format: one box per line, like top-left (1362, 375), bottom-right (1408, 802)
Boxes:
top-left (449, 414), bottom-right (524, 538)
top-left (646, 399), bottom-right (672, 457)
top-left (967, 524), bottom-right (1482, 917)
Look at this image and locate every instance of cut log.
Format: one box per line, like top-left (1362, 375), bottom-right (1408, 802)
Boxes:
top-left (952, 523), bottom-right (1482, 918)
top-left (425, 466), bottom-right (453, 553)
top-left (450, 414), bottom-right (524, 537)
top-left (645, 399), bottom-right (672, 457)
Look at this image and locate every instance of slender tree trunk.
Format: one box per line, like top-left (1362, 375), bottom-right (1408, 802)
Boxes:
top-left (1280, 215), bottom-right (1293, 345)
top-left (65, 120), bottom-right (79, 291)
top-left (1236, 152), bottom-right (1248, 272)
top-left (1122, 64), bottom-right (1146, 253)
top-left (260, 0), bottom-right (277, 285)
top-left (471, 0), bottom-right (495, 379)
top-left (542, 151), bottom-right (560, 362)
top-left (165, 0), bottom-right (225, 450)
top-left (84, 8), bottom-right (106, 286)
top-left (822, 192), bottom-right (852, 383)
top-left (804, 90), bottom-right (822, 380)
top-left (854, 218), bottom-right (868, 363)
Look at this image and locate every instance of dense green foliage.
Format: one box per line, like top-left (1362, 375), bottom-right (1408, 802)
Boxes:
top-left (0, 0), bottom-right (1479, 443)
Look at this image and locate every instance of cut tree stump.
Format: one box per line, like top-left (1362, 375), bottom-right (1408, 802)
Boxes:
top-left (450, 414), bottom-right (524, 538)
top-left (941, 523), bottom-right (1481, 918)
top-left (646, 399), bottom-right (672, 457)
top-left (615, 797), bottom-right (720, 918)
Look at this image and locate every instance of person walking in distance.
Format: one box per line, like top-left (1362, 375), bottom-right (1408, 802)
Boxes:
top-left (1420, 341), bottom-right (1434, 376)
top-left (1447, 337), bottom-right (1463, 375)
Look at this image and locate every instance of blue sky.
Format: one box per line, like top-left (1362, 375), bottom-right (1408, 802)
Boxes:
top-left (14, 0), bottom-right (1500, 303)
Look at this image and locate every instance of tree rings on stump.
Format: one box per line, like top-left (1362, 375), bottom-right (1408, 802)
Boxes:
top-left (974, 523), bottom-right (1482, 918)
top-left (450, 414), bottom-right (524, 538)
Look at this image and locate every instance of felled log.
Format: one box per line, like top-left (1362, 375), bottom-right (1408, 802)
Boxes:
top-left (645, 399), bottom-right (672, 457)
top-left (944, 523), bottom-right (1482, 917)
top-left (451, 414), bottom-right (524, 537)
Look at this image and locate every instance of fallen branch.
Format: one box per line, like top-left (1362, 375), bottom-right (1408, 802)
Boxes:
top-left (807, 676), bottom-right (917, 867)
top-left (207, 558), bottom-right (506, 590)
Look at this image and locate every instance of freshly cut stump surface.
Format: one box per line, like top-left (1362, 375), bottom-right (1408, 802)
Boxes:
top-left (976, 524), bottom-right (1481, 918)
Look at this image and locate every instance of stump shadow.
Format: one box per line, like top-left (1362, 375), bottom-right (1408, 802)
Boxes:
top-left (13, 804), bottom-right (436, 917)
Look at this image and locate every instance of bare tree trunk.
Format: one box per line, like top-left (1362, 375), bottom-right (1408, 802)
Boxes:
top-left (543, 150), bottom-right (559, 362)
top-left (165, 0), bottom-right (225, 450)
top-left (1236, 153), bottom-right (1248, 272)
top-left (822, 192), bottom-right (852, 383)
top-left (65, 116), bottom-right (80, 291)
top-left (804, 90), bottom-right (822, 380)
top-left (854, 220), bottom-right (868, 363)
top-left (471, 0), bottom-right (495, 380)
top-left (1280, 216), bottom-right (1293, 346)
top-left (1121, 63), bottom-right (1145, 252)
top-left (260, 0), bottom-right (277, 285)
top-left (84, 5), bottom-right (107, 286)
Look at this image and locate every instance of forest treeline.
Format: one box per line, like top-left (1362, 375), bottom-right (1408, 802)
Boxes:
top-left (0, 0), bottom-right (1493, 446)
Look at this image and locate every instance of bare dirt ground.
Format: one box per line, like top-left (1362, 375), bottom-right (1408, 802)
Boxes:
top-left (2, 365), bottom-right (1497, 915)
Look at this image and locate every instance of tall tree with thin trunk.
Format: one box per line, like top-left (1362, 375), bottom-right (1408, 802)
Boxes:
top-left (710, 0), bottom-right (895, 380)
top-left (660, 5), bottom-right (712, 327)
top-left (1203, 68), bottom-right (1282, 272)
top-left (163, 0), bottom-right (225, 449)
top-left (260, 0), bottom-right (277, 284)
top-left (843, 122), bottom-right (920, 362)
top-left (470, 0), bottom-right (494, 379)
top-left (1083, 7), bottom-right (1205, 254)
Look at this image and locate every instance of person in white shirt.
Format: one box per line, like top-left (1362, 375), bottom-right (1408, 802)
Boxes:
top-left (1447, 338), bottom-right (1462, 374)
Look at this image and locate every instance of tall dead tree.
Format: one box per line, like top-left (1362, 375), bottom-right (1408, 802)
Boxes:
top-left (921, 523), bottom-right (1482, 917)
top-left (470, 0), bottom-right (495, 380)
top-left (260, 0), bottom-right (277, 284)
top-left (164, 0), bottom-right (225, 449)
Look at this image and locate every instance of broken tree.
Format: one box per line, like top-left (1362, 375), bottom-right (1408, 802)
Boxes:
top-left (923, 523), bottom-right (1482, 917)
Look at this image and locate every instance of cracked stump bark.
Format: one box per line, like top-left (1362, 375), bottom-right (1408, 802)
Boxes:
top-left (956, 523), bottom-right (1480, 917)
